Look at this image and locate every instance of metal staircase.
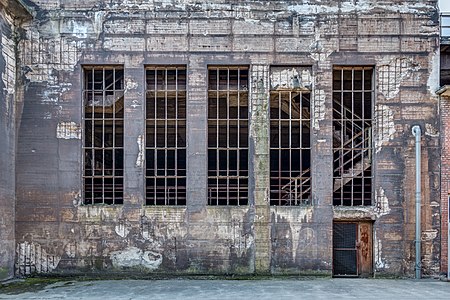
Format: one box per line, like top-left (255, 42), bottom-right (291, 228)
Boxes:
top-left (279, 168), bottom-right (311, 204)
top-left (332, 99), bottom-right (372, 193)
top-left (273, 93), bottom-right (311, 204)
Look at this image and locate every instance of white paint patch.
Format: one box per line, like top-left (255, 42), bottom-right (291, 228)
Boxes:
top-left (309, 51), bottom-right (333, 63)
top-left (425, 123), bottom-right (439, 137)
top-left (72, 190), bottom-right (82, 206)
top-left (40, 83), bottom-right (72, 104)
top-left (271, 207), bottom-right (314, 262)
top-left (94, 11), bottom-right (107, 38)
top-left (378, 57), bottom-right (420, 99)
top-left (288, 2), bottom-right (434, 15)
top-left (2, 33), bottom-right (15, 100)
top-left (374, 233), bottom-right (389, 270)
top-left (422, 229), bottom-right (438, 241)
top-left (16, 242), bottom-right (61, 275)
top-left (110, 247), bottom-right (162, 270)
top-left (312, 89), bottom-right (326, 130)
top-left (374, 187), bottom-right (391, 218)
top-left (427, 50), bottom-right (440, 97)
top-left (374, 104), bottom-right (396, 153)
top-left (115, 222), bottom-right (130, 238)
top-left (56, 122), bottom-right (81, 139)
top-left (125, 77), bottom-right (139, 91)
top-left (67, 19), bottom-right (89, 39)
top-left (136, 135), bottom-right (144, 168)
top-left (64, 243), bottom-right (77, 258)
top-left (270, 67), bottom-right (312, 90)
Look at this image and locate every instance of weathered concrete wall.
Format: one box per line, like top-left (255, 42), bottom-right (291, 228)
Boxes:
top-left (13, 0), bottom-right (440, 277)
top-left (0, 7), bottom-right (16, 281)
top-left (0, 0), bottom-right (30, 280)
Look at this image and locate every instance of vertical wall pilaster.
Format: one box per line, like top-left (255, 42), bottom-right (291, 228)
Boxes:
top-left (186, 55), bottom-right (208, 213)
top-left (310, 62), bottom-right (334, 272)
top-left (123, 60), bottom-right (145, 212)
top-left (249, 64), bottom-right (271, 273)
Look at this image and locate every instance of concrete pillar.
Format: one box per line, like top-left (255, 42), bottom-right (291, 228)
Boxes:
top-left (249, 65), bottom-right (271, 274)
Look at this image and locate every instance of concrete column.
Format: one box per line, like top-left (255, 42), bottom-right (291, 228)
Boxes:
top-left (123, 59), bottom-right (146, 210)
top-left (249, 65), bottom-right (271, 274)
top-left (186, 55), bottom-right (208, 213)
top-left (309, 65), bottom-right (334, 273)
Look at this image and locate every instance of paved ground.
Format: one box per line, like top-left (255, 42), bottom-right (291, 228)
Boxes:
top-left (1, 278), bottom-right (450, 300)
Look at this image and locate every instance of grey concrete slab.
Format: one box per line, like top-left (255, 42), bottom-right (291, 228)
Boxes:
top-left (1, 278), bottom-right (450, 300)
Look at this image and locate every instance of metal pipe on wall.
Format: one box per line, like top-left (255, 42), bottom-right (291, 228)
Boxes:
top-left (412, 125), bottom-right (422, 279)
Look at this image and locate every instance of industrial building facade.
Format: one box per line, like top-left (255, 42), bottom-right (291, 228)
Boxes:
top-left (0, 0), bottom-right (443, 279)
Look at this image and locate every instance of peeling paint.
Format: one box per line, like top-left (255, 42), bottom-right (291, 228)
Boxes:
top-left (425, 123), bottom-right (439, 137)
top-left (422, 229), bottom-right (438, 241)
top-left (136, 135), bottom-right (144, 168)
top-left (374, 233), bottom-right (389, 270)
top-left (374, 187), bottom-right (391, 218)
top-left (2, 33), bottom-right (15, 97)
top-left (312, 89), bottom-right (326, 130)
top-left (270, 67), bottom-right (311, 90)
top-left (427, 50), bottom-right (440, 96)
top-left (16, 242), bottom-right (61, 275)
top-left (374, 104), bottom-right (396, 153)
top-left (115, 220), bottom-right (130, 238)
top-left (378, 57), bottom-right (420, 99)
top-left (125, 77), bottom-right (139, 92)
top-left (288, 2), bottom-right (434, 15)
top-left (110, 247), bottom-right (162, 270)
top-left (56, 122), bottom-right (81, 139)
top-left (94, 11), bottom-right (107, 38)
top-left (64, 243), bottom-right (77, 258)
top-left (271, 207), bottom-right (314, 262)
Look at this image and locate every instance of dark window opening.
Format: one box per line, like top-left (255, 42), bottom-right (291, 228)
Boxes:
top-left (146, 66), bottom-right (187, 205)
top-left (83, 66), bottom-right (124, 204)
top-left (332, 67), bottom-right (373, 206)
top-left (269, 67), bottom-right (311, 206)
top-left (208, 66), bottom-right (249, 206)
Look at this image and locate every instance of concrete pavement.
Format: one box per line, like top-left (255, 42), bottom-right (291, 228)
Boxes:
top-left (1, 278), bottom-right (450, 300)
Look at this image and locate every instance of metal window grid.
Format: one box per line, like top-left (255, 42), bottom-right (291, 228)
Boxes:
top-left (269, 87), bottom-right (311, 206)
top-left (332, 67), bottom-right (373, 206)
top-left (207, 66), bottom-right (249, 206)
top-left (145, 66), bottom-right (187, 205)
top-left (441, 13), bottom-right (450, 41)
top-left (83, 66), bottom-right (124, 205)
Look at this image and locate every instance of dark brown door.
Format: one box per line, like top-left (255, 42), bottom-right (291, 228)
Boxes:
top-left (333, 222), bottom-right (373, 277)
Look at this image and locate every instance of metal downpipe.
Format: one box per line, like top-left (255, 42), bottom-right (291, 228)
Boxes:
top-left (412, 125), bottom-right (421, 279)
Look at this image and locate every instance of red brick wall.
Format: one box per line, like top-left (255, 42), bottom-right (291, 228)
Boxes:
top-left (441, 96), bottom-right (450, 275)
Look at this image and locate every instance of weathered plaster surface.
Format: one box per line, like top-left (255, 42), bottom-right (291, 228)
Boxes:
top-left (11, 0), bottom-right (441, 278)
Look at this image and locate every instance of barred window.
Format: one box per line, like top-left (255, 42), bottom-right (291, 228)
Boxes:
top-left (208, 66), bottom-right (249, 205)
top-left (145, 66), bottom-right (187, 205)
top-left (269, 67), bottom-right (312, 206)
top-left (83, 66), bottom-right (124, 205)
top-left (332, 67), bottom-right (373, 206)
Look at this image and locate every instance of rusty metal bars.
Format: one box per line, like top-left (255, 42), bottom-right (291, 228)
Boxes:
top-left (145, 66), bottom-right (187, 205)
top-left (269, 88), bottom-right (311, 206)
top-left (207, 66), bottom-right (249, 205)
top-left (332, 67), bottom-right (373, 206)
top-left (83, 66), bottom-right (124, 205)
